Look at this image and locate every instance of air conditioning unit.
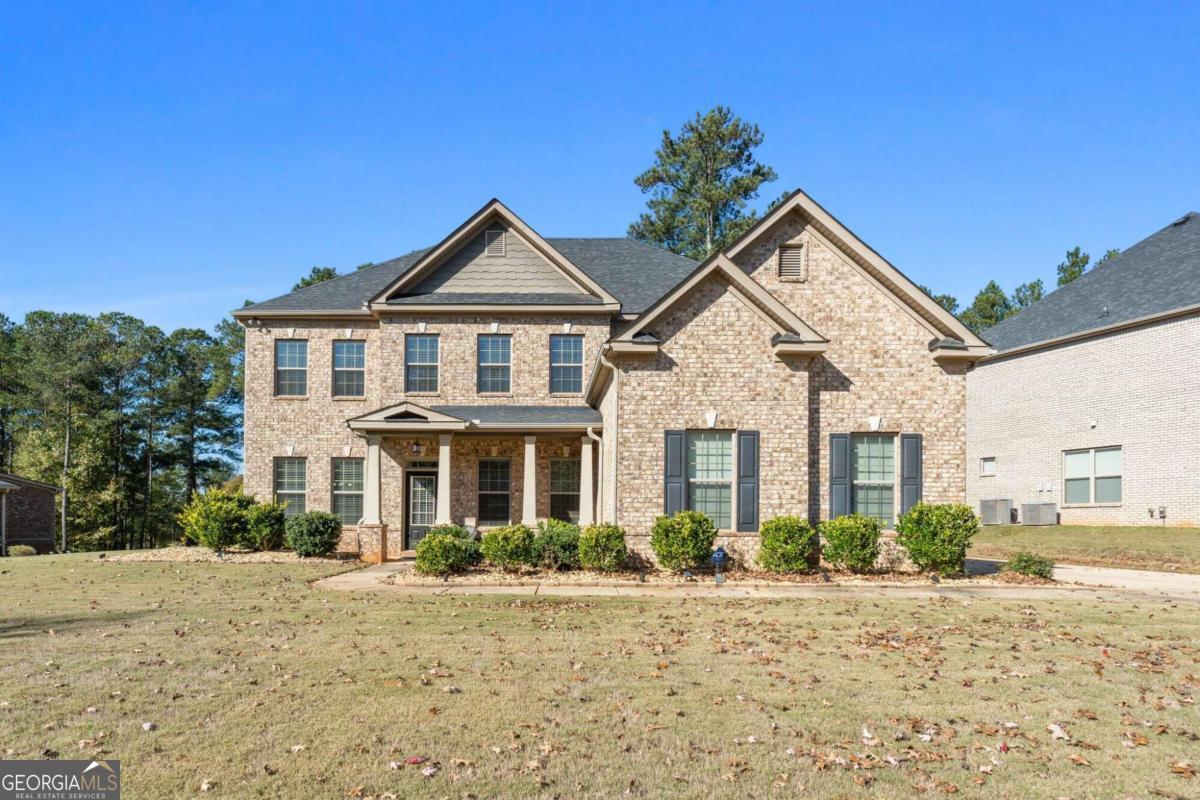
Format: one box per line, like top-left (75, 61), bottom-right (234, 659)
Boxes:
top-left (1021, 503), bottom-right (1058, 526)
top-left (980, 499), bottom-right (1012, 525)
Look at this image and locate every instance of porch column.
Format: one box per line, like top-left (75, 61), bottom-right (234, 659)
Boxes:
top-left (522, 435), bottom-right (537, 525)
top-left (578, 435), bottom-right (595, 526)
top-left (362, 435), bottom-right (382, 525)
top-left (435, 433), bottom-right (452, 524)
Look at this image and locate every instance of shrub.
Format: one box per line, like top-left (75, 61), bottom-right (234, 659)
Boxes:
top-left (426, 524), bottom-right (474, 541)
top-left (650, 511), bottom-right (717, 572)
top-left (285, 511), bottom-right (343, 557)
top-left (896, 502), bottom-right (980, 576)
top-left (177, 489), bottom-right (255, 552)
top-left (240, 502), bottom-right (287, 551)
top-left (820, 514), bottom-right (881, 573)
top-left (578, 523), bottom-right (627, 572)
top-left (532, 519), bottom-right (581, 570)
top-left (7, 544), bottom-right (37, 557)
top-left (1004, 551), bottom-right (1055, 580)
top-left (480, 524), bottom-right (536, 571)
top-left (757, 515), bottom-right (818, 573)
top-left (415, 531), bottom-right (480, 575)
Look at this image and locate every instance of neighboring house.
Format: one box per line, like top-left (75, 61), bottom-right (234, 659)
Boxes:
top-left (967, 212), bottom-right (1200, 526)
top-left (0, 472), bottom-right (61, 555)
top-left (234, 191), bottom-right (988, 561)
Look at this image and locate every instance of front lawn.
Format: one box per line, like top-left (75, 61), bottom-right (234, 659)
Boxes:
top-left (1, 554), bottom-right (1198, 798)
top-left (972, 524), bottom-right (1200, 573)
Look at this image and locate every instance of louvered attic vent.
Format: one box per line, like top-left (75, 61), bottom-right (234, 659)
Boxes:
top-left (778, 243), bottom-right (805, 281)
top-left (485, 229), bottom-right (506, 257)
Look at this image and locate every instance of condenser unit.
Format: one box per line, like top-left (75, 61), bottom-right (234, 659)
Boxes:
top-left (980, 499), bottom-right (1013, 525)
top-left (1021, 503), bottom-right (1058, 526)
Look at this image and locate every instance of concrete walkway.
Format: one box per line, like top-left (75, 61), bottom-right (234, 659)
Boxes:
top-left (315, 560), bottom-right (1200, 602)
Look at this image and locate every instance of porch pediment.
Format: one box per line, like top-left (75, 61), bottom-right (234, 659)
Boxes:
top-left (346, 402), bottom-right (470, 433)
top-left (346, 402), bottom-right (603, 434)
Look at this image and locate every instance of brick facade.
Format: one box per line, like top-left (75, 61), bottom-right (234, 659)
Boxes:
top-left (966, 312), bottom-right (1200, 526)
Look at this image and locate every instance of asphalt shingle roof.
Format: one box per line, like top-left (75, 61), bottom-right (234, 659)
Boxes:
top-left (240, 238), bottom-right (698, 316)
top-left (983, 212), bottom-right (1200, 352)
top-left (384, 292), bottom-right (605, 306)
top-left (432, 405), bottom-right (602, 427)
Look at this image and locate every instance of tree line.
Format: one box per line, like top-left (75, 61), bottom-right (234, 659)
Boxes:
top-left (0, 311), bottom-right (244, 550)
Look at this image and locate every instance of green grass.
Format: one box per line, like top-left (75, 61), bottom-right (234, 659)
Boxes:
top-left (2, 554), bottom-right (1199, 798)
top-left (972, 524), bottom-right (1200, 573)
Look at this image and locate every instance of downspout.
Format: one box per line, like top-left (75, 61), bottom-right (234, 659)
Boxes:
top-left (1, 491), bottom-right (7, 557)
top-left (586, 426), bottom-right (603, 523)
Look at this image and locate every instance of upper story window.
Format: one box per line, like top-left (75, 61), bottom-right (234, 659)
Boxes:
top-left (687, 431), bottom-right (733, 529)
top-left (549, 335), bottom-right (584, 394)
top-left (980, 456), bottom-right (997, 477)
top-left (332, 340), bottom-right (365, 397)
top-left (484, 229), bottom-right (506, 257)
top-left (1064, 446), bottom-right (1122, 504)
top-left (274, 340), bottom-right (308, 396)
top-left (274, 457), bottom-right (306, 516)
top-left (477, 334), bottom-right (511, 393)
top-left (405, 334), bottom-right (439, 393)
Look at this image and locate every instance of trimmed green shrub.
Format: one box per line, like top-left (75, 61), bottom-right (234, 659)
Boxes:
top-left (480, 524), bottom-right (536, 571)
top-left (1004, 551), bottom-right (1055, 580)
top-left (650, 511), bottom-right (717, 572)
top-left (285, 511), bottom-right (343, 557)
top-left (7, 544), bottom-right (37, 557)
top-left (578, 523), bottom-right (627, 572)
top-left (240, 502), bottom-right (287, 551)
top-left (426, 524), bottom-right (473, 540)
top-left (415, 531), bottom-right (480, 575)
top-left (820, 514), bottom-right (881, 573)
top-left (757, 515), bottom-right (818, 573)
top-left (896, 502), bottom-right (980, 575)
top-left (532, 519), bottom-right (581, 570)
top-left (177, 489), bottom-right (255, 552)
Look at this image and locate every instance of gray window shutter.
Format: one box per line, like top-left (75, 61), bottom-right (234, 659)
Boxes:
top-left (900, 433), bottom-right (923, 514)
top-left (663, 430), bottom-right (686, 516)
top-left (829, 434), bottom-right (850, 518)
top-left (736, 431), bottom-right (759, 531)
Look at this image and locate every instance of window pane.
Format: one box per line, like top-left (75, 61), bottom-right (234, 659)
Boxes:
top-left (852, 434), bottom-right (894, 482)
top-left (1094, 446), bottom-right (1122, 476)
top-left (333, 370), bottom-right (364, 397)
top-left (478, 459), bottom-right (510, 492)
top-left (275, 369), bottom-right (307, 396)
top-left (690, 484), bottom-right (731, 529)
top-left (405, 334), bottom-right (439, 364)
top-left (478, 335), bottom-right (510, 365)
top-left (406, 365), bottom-right (439, 393)
top-left (1095, 476), bottom-right (1122, 503)
top-left (853, 484), bottom-right (894, 527)
top-left (478, 493), bottom-right (510, 524)
top-left (1064, 477), bottom-right (1091, 504)
top-left (275, 340), bottom-right (307, 368)
top-left (478, 365), bottom-right (510, 393)
top-left (981, 457), bottom-right (996, 476)
top-left (332, 494), bottom-right (362, 525)
top-left (277, 493), bottom-right (306, 517)
top-left (550, 460), bottom-right (580, 493)
top-left (332, 459), bottom-right (364, 491)
top-left (274, 458), bottom-right (306, 491)
top-left (687, 433), bottom-right (732, 480)
top-left (332, 341), bottom-right (364, 369)
top-left (550, 335), bottom-right (583, 365)
top-left (1063, 450), bottom-right (1092, 479)
top-left (550, 365), bottom-right (582, 394)
top-left (550, 494), bottom-right (579, 523)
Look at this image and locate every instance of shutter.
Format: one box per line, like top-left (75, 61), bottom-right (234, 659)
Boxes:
top-left (900, 433), bottom-right (923, 514)
top-left (778, 244), bottom-right (806, 280)
top-left (663, 430), bottom-right (686, 516)
top-left (736, 431), bottom-right (759, 532)
top-left (829, 434), bottom-right (850, 518)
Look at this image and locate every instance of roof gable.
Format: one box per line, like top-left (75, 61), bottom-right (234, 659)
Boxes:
top-left (406, 222), bottom-right (584, 296)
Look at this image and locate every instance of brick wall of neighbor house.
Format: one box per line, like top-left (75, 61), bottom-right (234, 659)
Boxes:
top-left (243, 316), bottom-right (605, 540)
top-left (3, 481), bottom-right (58, 553)
top-left (967, 313), bottom-right (1200, 526)
top-left (733, 211), bottom-right (970, 520)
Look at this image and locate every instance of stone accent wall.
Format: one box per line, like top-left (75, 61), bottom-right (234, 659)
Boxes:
top-left (967, 313), bottom-right (1200, 526)
top-left (2, 479), bottom-right (58, 553)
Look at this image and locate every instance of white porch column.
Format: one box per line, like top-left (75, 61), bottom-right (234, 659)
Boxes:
top-left (522, 435), bottom-right (537, 525)
top-left (435, 434), bottom-right (452, 524)
top-left (578, 435), bottom-right (595, 526)
top-left (362, 435), bottom-right (382, 525)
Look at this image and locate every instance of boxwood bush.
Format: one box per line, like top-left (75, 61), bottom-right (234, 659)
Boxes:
top-left (532, 519), bottom-right (580, 570)
top-left (757, 515), bottom-right (818, 573)
top-left (819, 514), bottom-right (881, 573)
top-left (895, 502), bottom-right (979, 575)
top-left (177, 489), bottom-right (255, 552)
top-left (650, 510), bottom-right (717, 572)
top-left (578, 523), bottom-right (627, 572)
top-left (480, 524), bottom-right (536, 571)
top-left (241, 502), bottom-right (287, 552)
top-left (415, 530), bottom-right (481, 575)
top-left (7, 544), bottom-right (37, 557)
top-left (285, 511), bottom-right (343, 557)
top-left (1004, 551), bottom-right (1055, 580)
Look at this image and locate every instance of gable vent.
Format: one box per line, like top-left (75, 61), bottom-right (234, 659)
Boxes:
top-left (778, 243), bottom-right (806, 281)
top-left (484, 229), bottom-right (506, 257)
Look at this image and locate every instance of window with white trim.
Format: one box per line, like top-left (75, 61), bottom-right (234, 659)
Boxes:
top-left (549, 458), bottom-right (581, 523)
top-left (686, 432), bottom-right (733, 529)
top-left (980, 456), bottom-right (997, 477)
top-left (851, 434), bottom-right (895, 526)
top-left (477, 335), bottom-right (511, 393)
top-left (274, 340), bottom-right (307, 396)
top-left (331, 458), bottom-right (364, 525)
top-left (274, 457), bottom-right (306, 516)
top-left (405, 334), bottom-right (439, 393)
top-left (478, 458), bottom-right (511, 525)
top-left (332, 341), bottom-right (365, 397)
top-left (1064, 446), bottom-right (1122, 504)
top-left (549, 335), bottom-right (584, 394)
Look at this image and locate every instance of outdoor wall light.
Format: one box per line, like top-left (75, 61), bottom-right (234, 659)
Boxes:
top-left (412, 443), bottom-right (423, 456)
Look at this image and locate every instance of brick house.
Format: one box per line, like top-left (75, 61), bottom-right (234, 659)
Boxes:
top-left (235, 191), bottom-right (988, 561)
top-left (967, 212), bottom-right (1200, 526)
top-left (0, 472), bottom-right (61, 555)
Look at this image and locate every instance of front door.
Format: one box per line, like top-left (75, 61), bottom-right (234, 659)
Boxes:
top-left (405, 472), bottom-right (437, 549)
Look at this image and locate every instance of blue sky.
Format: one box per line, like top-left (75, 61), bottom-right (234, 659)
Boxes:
top-left (1, 1), bottom-right (1197, 332)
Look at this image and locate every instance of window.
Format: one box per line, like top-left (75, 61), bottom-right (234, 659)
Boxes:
top-left (549, 335), bottom-right (584, 394)
top-left (778, 243), bottom-right (806, 280)
top-left (274, 340), bottom-right (308, 396)
top-left (274, 457), bottom-right (307, 516)
top-left (477, 335), bottom-right (511, 393)
top-left (478, 459), bottom-right (511, 525)
top-left (851, 434), bottom-right (895, 526)
top-left (980, 457), bottom-right (997, 477)
top-left (550, 459), bottom-right (581, 522)
top-left (405, 334), bottom-right (439, 393)
top-left (1064, 446), bottom-right (1122, 504)
top-left (332, 341), bottom-right (365, 397)
top-left (331, 458), bottom-right (364, 525)
top-left (687, 432), bottom-right (733, 529)
top-left (484, 229), bottom-right (505, 257)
